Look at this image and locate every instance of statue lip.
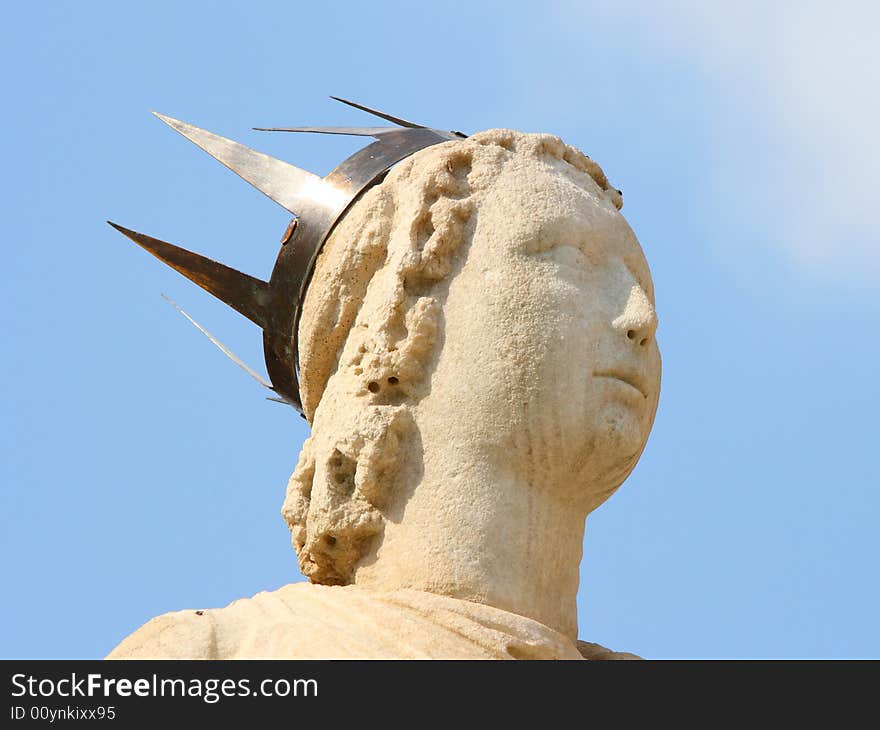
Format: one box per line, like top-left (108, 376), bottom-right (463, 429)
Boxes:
top-left (593, 369), bottom-right (649, 399)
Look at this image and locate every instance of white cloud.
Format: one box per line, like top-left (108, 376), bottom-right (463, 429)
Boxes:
top-left (567, 1), bottom-right (880, 277)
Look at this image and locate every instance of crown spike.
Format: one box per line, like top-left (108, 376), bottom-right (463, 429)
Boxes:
top-left (160, 293), bottom-right (295, 407)
top-left (253, 125), bottom-right (395, 138)
top-left (151, 112), bottom-right (343, 216)
top-left (329, 96), bottom-right (424, 129)
top-left (109, 222), bottom-right (271, 329)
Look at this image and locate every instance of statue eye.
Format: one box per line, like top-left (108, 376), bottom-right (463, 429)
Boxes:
top-left (533, 244), bottom-right (589, 270)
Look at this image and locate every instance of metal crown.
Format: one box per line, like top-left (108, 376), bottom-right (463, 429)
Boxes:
top-left (109, 97), bottom-right (466, 416)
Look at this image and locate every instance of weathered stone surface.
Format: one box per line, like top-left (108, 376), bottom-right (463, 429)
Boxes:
top-left (109, 129), bottom-right (660, 660)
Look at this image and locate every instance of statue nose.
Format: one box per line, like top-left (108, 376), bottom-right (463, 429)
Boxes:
top-left (612, 285), bottom-right (657, 348)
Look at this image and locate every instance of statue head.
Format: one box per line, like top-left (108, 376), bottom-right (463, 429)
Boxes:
top-left (284, 129), bottom-right (660, 586)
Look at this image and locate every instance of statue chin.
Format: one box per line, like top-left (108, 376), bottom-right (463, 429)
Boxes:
top-left (587, 401), bottom-right (657, 497)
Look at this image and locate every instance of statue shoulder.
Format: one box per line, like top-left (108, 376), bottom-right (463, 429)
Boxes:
top-left (106, 583), bottom-right (318, 660)
top-left (106, 608), bottom-right (217, 659)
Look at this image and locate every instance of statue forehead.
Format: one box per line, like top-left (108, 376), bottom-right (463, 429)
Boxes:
top-left (477, 157), bottom-right (607, 212)
top-left (467, 158), bottom-right (629, 251)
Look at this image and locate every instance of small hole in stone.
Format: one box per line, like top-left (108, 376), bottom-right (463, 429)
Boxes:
top-left (627, 330), bottom-right (636, 340)
top-left (387, 376), bottom-right (399, 385)
top-left (640, 337), bottom-right (648, 347)
top-left (367, 381), bottom-right (380, 393)
top-left (354, 367), bottom-right (363, 375)
top-left (324, 535), bottom-right (336, 546)
top-left (358, 345), bottom-right (366, 353)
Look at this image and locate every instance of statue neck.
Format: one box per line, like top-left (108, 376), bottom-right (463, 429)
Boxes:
top-left (353, 439), bottom-right (587, 641)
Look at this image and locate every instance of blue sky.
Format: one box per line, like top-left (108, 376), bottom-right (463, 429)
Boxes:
top-left (2, 1), bottom-right (878, 658)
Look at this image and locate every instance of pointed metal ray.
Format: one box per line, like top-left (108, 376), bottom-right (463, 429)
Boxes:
top-left (253, 125), bottom-right (396, 138)
top-left (161, 293), bottom-right (270, 389)
top-left (151, 112), bottom-right (346, 215)
top-left (109, 222), bottom-right (271, 329)
top-left (160, 294), bottom-right (296, 408)
top-left (329, 96), bottom-right (425, 129)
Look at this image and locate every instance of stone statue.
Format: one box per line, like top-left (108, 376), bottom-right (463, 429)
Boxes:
top-left (108, 127), bottom-right (659, 660)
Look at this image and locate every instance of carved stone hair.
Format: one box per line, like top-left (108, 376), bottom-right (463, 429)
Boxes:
top-left (281, 128), bottom-right (622, 585)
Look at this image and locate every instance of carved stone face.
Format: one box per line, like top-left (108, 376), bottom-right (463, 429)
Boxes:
top-left (422, 152), bottom-right (660, 510)
top-left (289, 132), bottom-right (661, 583)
